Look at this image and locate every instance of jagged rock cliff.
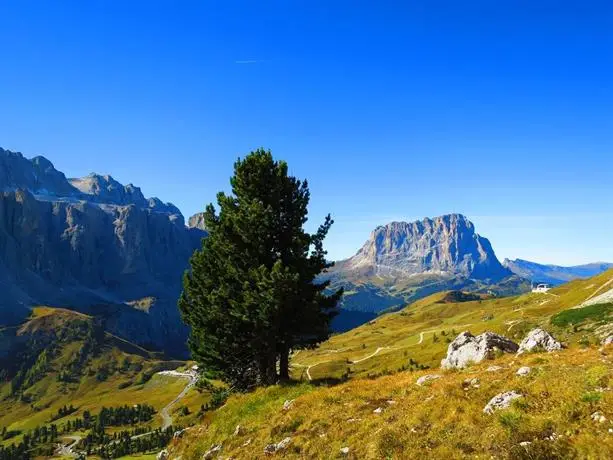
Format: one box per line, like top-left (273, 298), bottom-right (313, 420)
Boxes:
top-left (0, 147), bottom-right (205, 356)
top-left (187, 212), bottom-right (207, 231)
top-left (328, 215), bottom-right (523, 328)
top-left (341, 214), bottom-right (510, 282)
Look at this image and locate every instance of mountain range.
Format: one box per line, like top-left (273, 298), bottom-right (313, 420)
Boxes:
top-left (0, 147), bottom-right (205, 356)
top-left (1, 147), bottom-right (611, 351)
top-left (502, 258), bottom-right (613, 285)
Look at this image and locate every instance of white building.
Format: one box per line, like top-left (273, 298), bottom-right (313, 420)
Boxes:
top-left (532, 283), bottom-right (552, 293)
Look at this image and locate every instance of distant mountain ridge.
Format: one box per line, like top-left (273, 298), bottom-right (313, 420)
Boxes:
top-left (503, 258), bottom-right (613, 285)
top-left (0, 147), bottom-right (205, 356)
top-left (0, 147), bottom-right (179, 214)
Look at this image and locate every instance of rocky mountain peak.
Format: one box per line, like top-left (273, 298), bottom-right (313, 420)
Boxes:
top-left (188, 212), bottom-right (207, 231)
top-left (344, 213), bottom-right (509, 281)
top-left (0, 147), bottom-right (180, 215)
top-left (0, 147), bottom-right (204, 354)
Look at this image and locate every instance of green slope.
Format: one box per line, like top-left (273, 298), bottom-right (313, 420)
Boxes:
top-left (0, 307), bottom-right (210, 458)
top-left (291, 269), bottom-right (613, 381)
top-left (166, 269), bottom-right (613, 459)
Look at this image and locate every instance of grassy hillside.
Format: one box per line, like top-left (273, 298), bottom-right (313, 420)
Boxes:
top-left (0, 307), bottom-right (210, 458)
top-left (169, 346), bottom-right (613, 459)
top-left (168, 270), bottom-right (613, 459)
top-left (292, 269), bottom-right (613, 381)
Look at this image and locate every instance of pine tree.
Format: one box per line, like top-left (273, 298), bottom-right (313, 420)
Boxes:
top-left (179, 149), bottom-right (342, 388)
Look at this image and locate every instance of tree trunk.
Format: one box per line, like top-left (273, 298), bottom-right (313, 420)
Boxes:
top-left (279, 347), bottom-right (290, 381)
top-left (259, 354), bottom-right (278, 386)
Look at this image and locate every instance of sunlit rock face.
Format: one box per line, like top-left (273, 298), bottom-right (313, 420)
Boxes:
top-left (0, 147), bottom-right (205, 356)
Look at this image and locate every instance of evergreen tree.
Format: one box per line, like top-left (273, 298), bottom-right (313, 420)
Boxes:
top-left (179, 149), bottom-right (342, 388)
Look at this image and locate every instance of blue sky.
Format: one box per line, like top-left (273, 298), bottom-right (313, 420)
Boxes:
top-left (1, 1), bottom-right (612, 265)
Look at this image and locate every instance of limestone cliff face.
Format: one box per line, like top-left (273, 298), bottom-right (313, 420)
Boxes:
top-left (0, 147), bottom-right (204, 356)
top-left (187, 212), bottom-right (207, 231)
top-left (343, 214), bottom-right (510, 282)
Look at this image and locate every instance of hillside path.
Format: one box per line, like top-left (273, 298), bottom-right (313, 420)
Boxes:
top-left (350, 347), bottom-right (389, 364)
top-left (157, 370), bottom-right (198, 429)
top-left (417, 324), bottom-right (473, 344)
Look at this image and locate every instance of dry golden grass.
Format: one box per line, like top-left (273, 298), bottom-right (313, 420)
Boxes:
top-left (170, 345), bottom-right (613, 459)
top-left (170, 270), bottom-right (613, 459)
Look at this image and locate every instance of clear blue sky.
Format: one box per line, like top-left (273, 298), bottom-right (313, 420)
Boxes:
top-left (1, 1), bottom-right (612, 265)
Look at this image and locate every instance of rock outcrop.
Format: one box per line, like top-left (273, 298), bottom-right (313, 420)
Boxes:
top-left (441, 331), bottom-right (519, 369)
top-left (517, 328), bottom-right (562, 354)
top-left (0, 147), bottom-right (205, 355)
top-left (187, 212), bottom-right (207, 231)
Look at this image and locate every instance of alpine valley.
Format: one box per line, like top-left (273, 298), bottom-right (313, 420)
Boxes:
top-left (1, 147), bottom-right (613, 459)
top-left (2, 147), bottom-right (611, 345)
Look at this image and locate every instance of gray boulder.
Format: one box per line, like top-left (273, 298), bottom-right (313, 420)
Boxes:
top-left (517, 328), bottom-right (562, 354)
top-left (483, 391), bottom-right (523, 414)
top-left (441, 331), bottom-right (519, 369)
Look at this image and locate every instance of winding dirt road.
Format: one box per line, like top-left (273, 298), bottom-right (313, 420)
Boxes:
top-left (157, 370), bottom-right (198, 429)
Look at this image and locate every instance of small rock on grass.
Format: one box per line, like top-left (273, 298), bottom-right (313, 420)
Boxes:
top-left (264, 437), bottom-right (292, 454)
top-left (591, 412), bottom-right (607, 423)
top-left (340, 447), bottom-right (350, 455)
top-left (203, 444), bottom-right (222, 459)
top-left (373, 407), bottom-right (383, 414)
top-left (463, 378), bottom-right (480, 389)
top-left (516, 366), bottom-right (531, 376)
top-left (283, 399), bottom-right (294, 411)
top-left (483, 391), bottom-right (523, 414)
top-left (416, 374), bottom-right (442, 386)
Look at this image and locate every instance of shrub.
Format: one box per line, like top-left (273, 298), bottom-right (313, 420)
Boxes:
top-left (551, 303), bottom-right (613, 327)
